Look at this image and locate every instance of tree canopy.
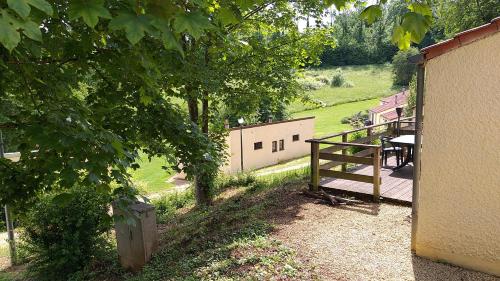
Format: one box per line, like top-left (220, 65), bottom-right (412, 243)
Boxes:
top-left (0, 0), bottom-right (436, 208)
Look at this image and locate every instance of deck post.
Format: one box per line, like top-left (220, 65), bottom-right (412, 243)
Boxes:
top-left (373, 146), bottom-right (381, 202)
top-left (341, 133), bottom-right (347, 172)
top-left (310, 141), bottom-right (320, 191)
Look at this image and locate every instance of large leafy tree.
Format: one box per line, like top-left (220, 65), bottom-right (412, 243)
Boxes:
top-left (0, 0), bottom-right (435, 208)
top-left (435, 0), bottom-right (500, 37)
top-left (171, 2), bottom-right (331, 204)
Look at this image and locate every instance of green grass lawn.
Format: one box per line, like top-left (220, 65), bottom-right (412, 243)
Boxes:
top-left (129, 153), bottom-right (176, 195)
top-left (290, 64), bottom-right (394, 113)
top-left (293, 98), bottom-right (380, 138)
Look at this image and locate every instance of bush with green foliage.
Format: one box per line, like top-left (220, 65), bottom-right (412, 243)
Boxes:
top-left (314, 75), bottom-right (331, 84)
top-left (329, 69), bottom-right (355, 88)
top-left (405, 74), bottom-right (417, 116)
top-left (153, 190), bottom-right (194, 223)
top-left (331, 70), bottom-right (347, 87)
top-left (348, 130), bottom-right (368, 155)
top-left (341, 111), bottom-right (369, 127)
top-left (298, 77), bottom-right (326, 91)
top-left (216, 173), bottom-right (257, 190)
top-left (392, 47), bottom-right (420, 86)
top-left (20, 187), bottom-right (112, 281)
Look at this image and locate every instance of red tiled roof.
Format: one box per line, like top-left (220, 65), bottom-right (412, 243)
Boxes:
top-left (381, 110), bottom-right (400, 121)
top-left (422, 16), bottom-right (500, 60)
top-left (369, 90), bottom-right (409, 113)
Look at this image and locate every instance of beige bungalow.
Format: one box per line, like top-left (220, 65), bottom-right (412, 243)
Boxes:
top-left (411, 17), bottom-right (500, 276)
top-left (222, 117), bottom-right (315, 174)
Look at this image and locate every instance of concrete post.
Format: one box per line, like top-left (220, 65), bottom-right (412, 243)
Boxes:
top-left (113, 201), bottom-right (158, 272)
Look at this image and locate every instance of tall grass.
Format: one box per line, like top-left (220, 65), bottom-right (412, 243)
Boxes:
top-left (290, 64), bottom-right (393, 113)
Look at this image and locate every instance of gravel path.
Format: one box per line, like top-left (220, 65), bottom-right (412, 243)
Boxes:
top-left (267, 189), bottom-right (499, 281)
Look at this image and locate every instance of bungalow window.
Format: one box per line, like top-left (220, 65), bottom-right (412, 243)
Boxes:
top-left (272, 141), bottom-right (277, 153)
top-left (292, 134), bottom-right (300, 142)
top-left (279, 139), bottom-right (285, 151)
top-left (254, 142), bottom-right (263, 150)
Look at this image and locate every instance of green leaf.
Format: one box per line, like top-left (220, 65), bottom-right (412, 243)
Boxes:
top-left (360, 5), bottom-right (382, 24)
top-left (392, 25), bottom-right (411, 50)
top-left (0, 13), bottom-right (21, 51)
top-left (326, 0), bottom-right (347, 10)
top-left (408, 3), bottom-right (432, 17)
top-left (109, 13), bottom-right (154, 45)
top-left (27, 0), bottom-right (53, 16)
top-left (52, 192), bottom-right (74, 207)
top-left (235, 0), bottom-right (255, 10)
top-left (110, 139), bottom-right (125, 156)
top-left (218, 7), bottom-right (240, 25)
top-left (7, 0), bottom-right (31, 18)
top-left (8, 0), bottom-right (53, 18)
top-left (68, 0), bottom-right (111, 28)
top-left (149, 18), bottom-right (184, 54)
top-left (2, 10), bottom-right (42, 42)
top-left (161, 29), bottom-right (184, 54)
top-left (173, 11), bottom-right (212, 40)
top-left (401, 12), bottom-right (432, 43)
top-left (139, 87), bottom-right (153, 105)
top-left (18, 19), bottom-right (42, 41)
top-left (96, 184), bottom-right (111, 194)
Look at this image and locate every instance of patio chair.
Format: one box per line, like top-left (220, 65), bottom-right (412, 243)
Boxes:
top-left (380, 136), bottom-right (401, 167)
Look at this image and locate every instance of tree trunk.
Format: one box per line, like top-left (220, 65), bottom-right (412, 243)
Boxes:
top-left (194, 174), bottom-right (212, 206)
top-left (187, 96), bottom-right (199, 125)
top-left (186, 42), bottom-right (214, 207)
top-left (187, 91), bottom-right (212, 206)
top-left (201, 92), bottom-right (209, 134)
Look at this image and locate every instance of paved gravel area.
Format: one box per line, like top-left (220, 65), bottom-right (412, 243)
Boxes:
top-left (268, 189), bottom-right (499, 281)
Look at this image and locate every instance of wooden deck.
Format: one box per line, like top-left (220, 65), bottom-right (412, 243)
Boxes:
top-left (320, 156), bottom-right (413, 205)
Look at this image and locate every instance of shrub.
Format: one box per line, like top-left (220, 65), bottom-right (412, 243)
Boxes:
top-left (405, 74), bottom-right (417, 116)
top-left (20, 187), bottom-right (112, 281)
top-left (153, 190), bottom-right (194, 223)
top-left (330, 70), bottom-right (346, 87)
top-left (298, 77), bottom-right (325, 90)
top-left (348, 130), bottom-right (367, 155)
top-left (314, 75), bottom-right (330, 84)
top-left (392, 47), bottom-right (420, 86)
top-left (216, 173), bottom-right (257, 190)
top-left (341, 111), bottom-right (368, 127)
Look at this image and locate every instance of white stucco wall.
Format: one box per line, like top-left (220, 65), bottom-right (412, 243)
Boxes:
top-left (416, 32), bottom-right (500, 276)
top-left (222, 117), bottom-right (315, 174)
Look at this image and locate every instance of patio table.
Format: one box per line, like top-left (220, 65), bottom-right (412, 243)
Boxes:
top-left (389, 135), bottom-right (415, 171)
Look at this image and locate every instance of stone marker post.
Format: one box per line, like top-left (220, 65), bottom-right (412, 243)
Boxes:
top-left (113, 201), bottom-right (158, 272)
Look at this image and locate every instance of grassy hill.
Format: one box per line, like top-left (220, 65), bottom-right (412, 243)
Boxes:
top-left (290, 64), bottom-right (394, 113)
top-left (293, 98), bottom-right (380, 138)
top-left (129, 153), bottom-right (175, 195)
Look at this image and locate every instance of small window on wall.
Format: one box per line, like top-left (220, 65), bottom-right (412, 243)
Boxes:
top-left (279, 139), bottom-right (285, 151)
top-left (292, 134), bottom-right (300, 142)
top-left (272, 141), bottom-right (277, 153)
top-left (254, 142), bottom-right (263, 150)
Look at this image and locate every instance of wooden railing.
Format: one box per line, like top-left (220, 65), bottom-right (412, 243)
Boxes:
top-left (306, 117), bottom-right (415, 202)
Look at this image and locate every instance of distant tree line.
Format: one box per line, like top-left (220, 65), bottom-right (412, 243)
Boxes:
top-left (319, 0), bottom-right (499, 67)
top-left (319, 2), bottom-right (411, 66)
